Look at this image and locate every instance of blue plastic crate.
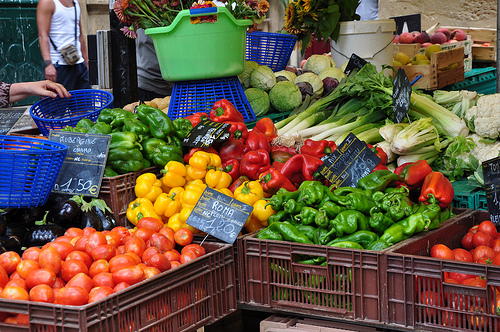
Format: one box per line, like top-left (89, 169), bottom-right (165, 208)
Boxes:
top-left (446, 67), bottom-right (497, 95)
top-left (167, 76), bottom-right (255, 122)
top-left (0, 135), bottom-right (67, 208)
top-left (246, 31), bottom-right (297, 72)
top-left (30, 89), bottom-right (114, 136)
top-left (451, 180), bottom-right (487, 210)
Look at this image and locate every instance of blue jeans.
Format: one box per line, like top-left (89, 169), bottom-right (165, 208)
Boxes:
top-left (56, 63), bottom-right (91, 91)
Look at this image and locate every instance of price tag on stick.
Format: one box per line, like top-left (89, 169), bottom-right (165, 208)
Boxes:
top-left (482, 156), bottom-right (500, 225)
top-left (344, 53), bottom-right (368, 76)
top-left (181, 119), bottom-right (231, 148)
top-left (49, 131), bottom-right (111, 197)
top-left (318, 133), bottom-right (380, 188)
top-left (393, 68), bottom-right (412, 123)
top-left (0, 109), bottom-right (26, 134)
top-left (186, 187), bottom-right (253, 244)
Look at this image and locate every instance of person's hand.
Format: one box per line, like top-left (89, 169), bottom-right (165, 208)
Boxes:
top-left (45, 64), bottom-right (57, 83)
top-left (32, 80), bottom-right (71, 99)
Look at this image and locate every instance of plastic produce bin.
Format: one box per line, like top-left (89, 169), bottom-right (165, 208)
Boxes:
top-left (246, 31), bottom-right (297, 72)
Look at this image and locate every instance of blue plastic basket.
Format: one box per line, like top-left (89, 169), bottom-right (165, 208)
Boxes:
top-left (0, 135), bottom-right (67, 208)
top-left (30, 89), bottom-right (114, 136)
top-left (246, 31), bottom-right (297, 72)
top-left (167, 76), bottom-right (256, 122)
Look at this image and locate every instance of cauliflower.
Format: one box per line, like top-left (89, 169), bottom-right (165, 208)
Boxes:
top-left (464, 94), bottom-right (500, 139)
top-left (469, 133), bottom-right (500, 164)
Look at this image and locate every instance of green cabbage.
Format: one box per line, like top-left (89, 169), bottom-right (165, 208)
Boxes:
top-left (303, 54), bottom-right (335, 75)
top-left (274, 70), bottom-right (297, 82)
top-left (318, 67), bottom-right (346, 81)
top-left (294, 72), bottom-right (324, 97)
top-left (269, 81), bottom-right (302, 113)
top-left (250, 65), bottom-right (276, 92)
top-left (238, 61), bottom-right (260, 89)
top-left (245, 88), bottom-right (270, 117)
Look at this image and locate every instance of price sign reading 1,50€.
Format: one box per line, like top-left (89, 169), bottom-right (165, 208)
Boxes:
top-left (49, 131), bottom-right (110, 197)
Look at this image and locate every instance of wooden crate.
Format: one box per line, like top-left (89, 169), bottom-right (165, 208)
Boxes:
top-left (393, 35), bottom-right (472, 58)
top-left (393, 47), bottom-right (465, 90)
top-left (443, 27), bottom-right (496, 61)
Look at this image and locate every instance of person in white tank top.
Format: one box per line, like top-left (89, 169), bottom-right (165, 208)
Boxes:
top-left (37, 0), bottom-right (91, 91)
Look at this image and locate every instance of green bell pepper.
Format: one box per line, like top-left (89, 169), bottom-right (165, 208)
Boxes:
top-left (142, 137), bottom-right (184, 169)
top-left (326, 230), bottom-right (379, 249)
top-left (256, 227), bottom-right (284, 241)
top-left (87, 122), bottom-right (112, 135)
top-left (109, 132), bottom-right (142, 150)
top-left (298, 183), bottom-right (329, 206)
top-left (328, 241), bottom-right (364, 250)
top-left (172, 118), bottom-right (193, 140)
top-left (123, 118), bottom-right (149, 138)
top-left (108, 159), bottom-right (144, 174)
top-left (75, 118), bottom-right (94, 131)
top-left (379, 213), bottom-right (431, 245)
top-left (164, 135), bottom-right (182, 148)
top-left (333, 186), bottom-right (371, 198)
top-left (294, 207), bottom-right (318, 226)
top-left (266, 188), bottom-right (300, 211)
top-left (283, 198), bottom-right (306, 215)
top-left (291, 223), bottom-right (317, 242)
top-left (103, 166), bottom-right (119, 177)
top-left (136, 104), bottom-right (174, 139)
top-left (368, 207), bottom-right (395, 235)
top-left (268, 221), bottom-right (313, 244)
top-left (387, 195), bottom-right (414, 222)
top-left (319, 209), bottom-right (368, 244)
top-left (336, 192), bottom-right (377, 214)
top-left (97, 108), bottom-right (115, 124)
top-left (356, 170), bottom-right (398, 192)
top-left (107, 147), bottom-right (143, 162)
top-left (110, 108), bottom-right (138, 128)
top-left (365, 239), bottom-right (390, 251)
top-left (267, 210), bottom-right (289, 225)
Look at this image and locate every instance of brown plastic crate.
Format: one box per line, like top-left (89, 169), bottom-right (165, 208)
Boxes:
top-left (383, 209), bottom-right (500, 331)
top-left (99, 167), bottom-right (160, 227)
top-left (0, 242), bottom-right (236, 332)
top-left (260, 314), bottom-right (378, 332)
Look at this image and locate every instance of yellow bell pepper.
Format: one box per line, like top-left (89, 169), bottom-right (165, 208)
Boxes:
top-left (153, 192), bottom-right (182, 218)
top-left (244, 216), bottom-right (263, 233)
top-left (252, 199), bottom-right (275, 227)
top-left (187, 151), bottom-right (222, 180)
top-left (134, 173), bottom-right (163, 202)
top-left (216, 188), bottom-right (234, 198)
top-left (167, 213), bottom-right (182, 232)
top-left (209, 153), bottom-right (222, 168)
top-left (126, 197), bottom-right (160, 225)
top-left (169, 186), bottom-right (185, 197)
top-left (161, 161), bottom-right (187, 188)
top-left (234, 181), bottom-right (264, 206)
top-left (179, 206), bottom-right (193, 223)
top-left (181, 181), bottom-right (206, 206)
top-left (205, 169), bottom-right (232, 189)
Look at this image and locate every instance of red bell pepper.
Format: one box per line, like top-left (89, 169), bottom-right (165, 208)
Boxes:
top-left (270, 150), bottom-right (294, 164)
top-left (395, 159), bottom-right (433, 190)
top-left (225, 121), bottom-right (249, 140)
top-left (239, 150), bottom-right (271, 180)
top-left (272, 161), bottom-right (285, 172)
top-left (183, 147), bottom-right (218, 164)
top-left (210, 99), bottom-right (244, 122)
top-left (218, 139), bottom-right (250, 163)
top-left (185, 112), bottom-right (209, 128)
top-left (418, 171), bottom-right (454, 208)
top-left (221, 158), bottom-right (240, 183)
top-left (228, 175), bottom-right (250, 193)
top-left (280, 154), bottom-right (324, 184)
top-left (300, 139), bottom-right (337, 159)
top-left (367, 143), bottom-right (388, 166)
top-left (271, 145), bottom-right (298, 155)
top-left (245, 130), bottom-right (271, 153)
top-left (252, 117), bottom-right (277, 142)
top-left (371, 164), bottom-right (389, 172)
top-left (259, 168), bottom-right (297, 195)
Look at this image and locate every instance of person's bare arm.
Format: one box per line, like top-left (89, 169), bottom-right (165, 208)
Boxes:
top-left (77, 0), bottom-right (89, 67)
top-left (37, 0), bottom-right (57, 82)
top-left (9, 81), bottom-right (71, 104)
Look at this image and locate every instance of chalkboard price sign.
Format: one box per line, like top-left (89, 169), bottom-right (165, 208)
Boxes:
top-left (393, 68), bottom-right (412, 123)
top-left (181, 119), bottom-right (231, 148)
top-left (49, 131), bottom-right (111, 197)
top-left (0, 109), bottom-right (26, 134)
top-left (482, 156), bottom-right (500, 225)
top-left (344, 53), bottom-right (368, 76)
top-left (186, 187), bottom-right (253, 244)
top-left (318, 132), bottom-right (380, 188)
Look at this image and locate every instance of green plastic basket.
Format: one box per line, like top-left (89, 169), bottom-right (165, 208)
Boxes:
top-left (146, 7), bottom-right (252, 81)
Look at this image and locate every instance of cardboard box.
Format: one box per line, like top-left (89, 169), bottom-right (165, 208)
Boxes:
top-left (393, 47), bottom-right (465, 90)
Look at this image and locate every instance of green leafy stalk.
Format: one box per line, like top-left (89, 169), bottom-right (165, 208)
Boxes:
top-left (390, 118), bottom-right (440, 155)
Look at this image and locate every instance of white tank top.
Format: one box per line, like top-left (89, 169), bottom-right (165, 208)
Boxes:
top-left (49, 0), bottom-right (84, 65)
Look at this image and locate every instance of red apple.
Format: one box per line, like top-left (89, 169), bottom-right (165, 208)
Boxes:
top-left (436, 27), bottom-right (451, 41)
top-left (414, 31), bottom-right (430, 44)
top-left (399, 32), bottom-right (414, 44)
top-left (451, 29), bottom-right (467, 41)
top-left (430, 32), bottom-right (447, 44)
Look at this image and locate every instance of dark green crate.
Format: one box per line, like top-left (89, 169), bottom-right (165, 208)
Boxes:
top-left (446, 67), bottom-right (497, 95)
top-left (451, 180), bottom-right (487, 210)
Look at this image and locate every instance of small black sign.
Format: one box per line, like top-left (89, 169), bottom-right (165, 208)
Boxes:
top-left (0, 109), bottom-right (26, 135)
top-left (181, 118), bottom-right (231, 148)
top-left (49, 131), bottom-right (111, 197)
top-left (390, 14), bottom-right (421, 35)
top-left (318, 133), bottom-right (380, 188)
top-left (186, 187), bottom-right (253, 244)
top-left (344, 53), bottom-right (368, 76)
top-left (482, 157), bottom-right (500, 225)
top-left (393, 68), bottom-right (412, 123)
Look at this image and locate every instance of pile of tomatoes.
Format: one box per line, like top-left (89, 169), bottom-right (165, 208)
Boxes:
top-left (0, 217), bottom-right (206, 324)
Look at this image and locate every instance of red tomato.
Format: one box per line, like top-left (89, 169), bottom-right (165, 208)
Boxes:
top-left (111, 227), bottom-right (131, 241)
top-left (48, 241), bottom-right (75, 260)
top-left (469, 305), bottom-right (485, 329)
top-left (112, 265), bottom-right (145, 285)
top-left (469, 279), bottom-right (487, 288)
top-left (147, 233), bottom-right (174, 252)
top-left (83, 227), bottom-right (97, 236)
top-left (92, 272), bottom-right (115, 288)
top-left (16, 313), bottom-right (29, 325)
top-left (109, 254), bottom-right (137, 274)
top-left (124, 236), bottom-right (147, 257)
top-left (134, 228), bottom-right (156, 243)
top-left (164, 250), bottom-right (180, 262)
top-left (103, 231), bottom-right (122, 247)
top-left (452, 248), bottom-right (473, 262)
top-left (91, 244), bottom-right (116, 262)
top-left (5, 278), bottom-right (27, 291)
top-left (420, 290), bottom-right (443, 317)
top-left (493, 254), bottom-right (500, 266)
top-left (473, 245), bottom-right (496, 263)
top-left (478, 220), bottom-right (498, 238)
top-left (174, 228), bottom-right (193, 247)
top-left (159, 226), bottom-right (175, 244)
top-left (1, 286), bottom-right (29, 301)
top-left (65, 227), bottom-right (84, 239)
top-left (88, 286), bottom-right (114, 303)
top-left (492, 238), bottom-right (500, 253)
top-left (472, 231), bottom-right (494, 248)
top-left (74, 235), bottom-right (89, 252)
top-left (9, 271), bottom-right (22, 280)
top-left (430, 244), bottom-right (454, 260)
top-left (66, 250), bottom-right (93, 269)
top-left (116, 245), bottom-right (125, 255)
top-left (141, 247), bottom-right (162, 264)
top-left (469, 225), bottom-right (479, 234)
top-left (25, 268), bottom-right (56, 289)
top-left (0, 251), bottom-right (21, 275)
top-left (16, 259), bottom-right (40, 280)
top-left (0, 265), bottom-right (8, 288)
top-left (53, 236), bottom-right (73, 244)
top-left (29, 284), bottom-right (55, 303)
top-left (146, 253), bottom-right (171, 272)
top-left (125, 252), bottom-right (142, 265)
top-left (136, 217), bottom-right (164, 233)
top-left (181, 244), bottom-right (206, 257)
top-left (66, 272), bottom-right (93, 293)
top-left (22, 247), bottom-right (41, 261)
top-left (85, 232), bottom-right (108, 256)
top-left (461, 232), bottom-right (475, 250)
top-left (143, 266), bottom-right (161, 279)
top-left (52, 277), bottom-right (66, 289)
top-left (113, 281), bottom-right (130, 293)
top-left (89, 259), bottom-right (110, 278)
top-left (60, 259), bottom-right (89, 282)
top-left (38, 247), bottom-right (62, 275)
top-left (180, 251), bottom-right (198, 264)
top-left (170, 261), bottom-right (181, 269)
top-left (55, 286), bottom-right (89, 306)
